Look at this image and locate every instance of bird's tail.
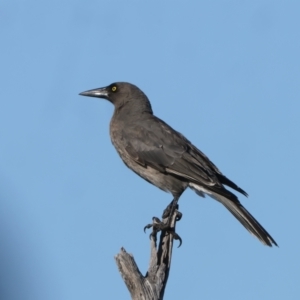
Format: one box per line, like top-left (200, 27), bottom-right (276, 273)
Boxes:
top-left (214, 193), bottom-right (278, 247)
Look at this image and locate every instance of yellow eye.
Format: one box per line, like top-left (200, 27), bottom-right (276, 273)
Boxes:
top-left (111, 86), bottom-right (117, 92)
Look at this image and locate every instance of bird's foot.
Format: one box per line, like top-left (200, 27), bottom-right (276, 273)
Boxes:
top-left (144, 211), bottom-right (182, 247)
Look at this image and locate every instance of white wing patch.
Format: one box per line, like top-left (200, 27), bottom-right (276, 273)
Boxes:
top-left (189, 182), bottom-right (212, 198)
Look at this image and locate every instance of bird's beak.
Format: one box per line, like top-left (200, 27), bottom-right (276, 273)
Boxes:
top-left (79, 87), bottom-right (109, 99)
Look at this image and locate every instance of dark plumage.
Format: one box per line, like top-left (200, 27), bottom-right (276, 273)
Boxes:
top-left (79, 82), bottom-right (277, 247)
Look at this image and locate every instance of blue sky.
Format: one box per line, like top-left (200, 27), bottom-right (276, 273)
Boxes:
top-left (1, 1), bottom-right (299, 299)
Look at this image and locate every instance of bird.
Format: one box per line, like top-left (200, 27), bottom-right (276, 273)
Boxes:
top-left (79, 82), bottom-right (277, 247)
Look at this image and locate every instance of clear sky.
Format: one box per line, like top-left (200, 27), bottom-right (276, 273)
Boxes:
top-left (1, 1), bottom-right (299, 299)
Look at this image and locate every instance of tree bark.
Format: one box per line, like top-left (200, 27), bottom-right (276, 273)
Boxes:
top-left (115, 208), bottom-right (180, 300)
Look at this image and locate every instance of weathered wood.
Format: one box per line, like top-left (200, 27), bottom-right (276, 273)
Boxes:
top-left (115, 208), bottom-right (180, 300)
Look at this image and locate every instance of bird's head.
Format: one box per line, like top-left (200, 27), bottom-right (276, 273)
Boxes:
top-left (79, 82), bottom-right (153, 114)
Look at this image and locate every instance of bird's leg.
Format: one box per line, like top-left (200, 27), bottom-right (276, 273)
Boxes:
top-left (162, 198), bottom-right (182, 221)
top-left (144, 196), bottom-right (182, 246)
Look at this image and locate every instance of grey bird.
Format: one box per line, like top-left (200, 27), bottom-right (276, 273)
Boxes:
top-left (79, 82), bottom-right (277, 247)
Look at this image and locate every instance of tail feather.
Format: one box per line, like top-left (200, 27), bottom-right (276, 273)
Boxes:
top-left (215, 193), bottom-right (278, 246)
top-left (216, 174), bottom-right (248, 197)
top-left (189, 183), bottom-right (277, 246)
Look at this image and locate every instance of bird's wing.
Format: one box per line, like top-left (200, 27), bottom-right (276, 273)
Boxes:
top-left (123, 116), bottom-right (247, 196)
top-left (123, 117), bottom-right (223, 188)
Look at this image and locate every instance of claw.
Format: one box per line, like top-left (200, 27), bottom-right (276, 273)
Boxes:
top-left (143, 215), bottom-right (182, 246)
top-left (144, 217), bottom-right (161, 233)
top-left (144, 198), bottom-right (182, 247)
top-left (172, 232), bottom-right (182, 247)
top-left (176, 211), bottom-right (182, 221)
top-left (144, 223), bottom-right (152, 233)
top-left (165, 228), bottom-right (182, 247)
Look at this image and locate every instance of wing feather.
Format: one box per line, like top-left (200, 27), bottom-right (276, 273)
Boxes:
top-left (122, 117), bottom-right (226, 189)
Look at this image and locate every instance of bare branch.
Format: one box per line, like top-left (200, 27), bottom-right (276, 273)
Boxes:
top-left (115, 208), bottom-right (180, 300)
